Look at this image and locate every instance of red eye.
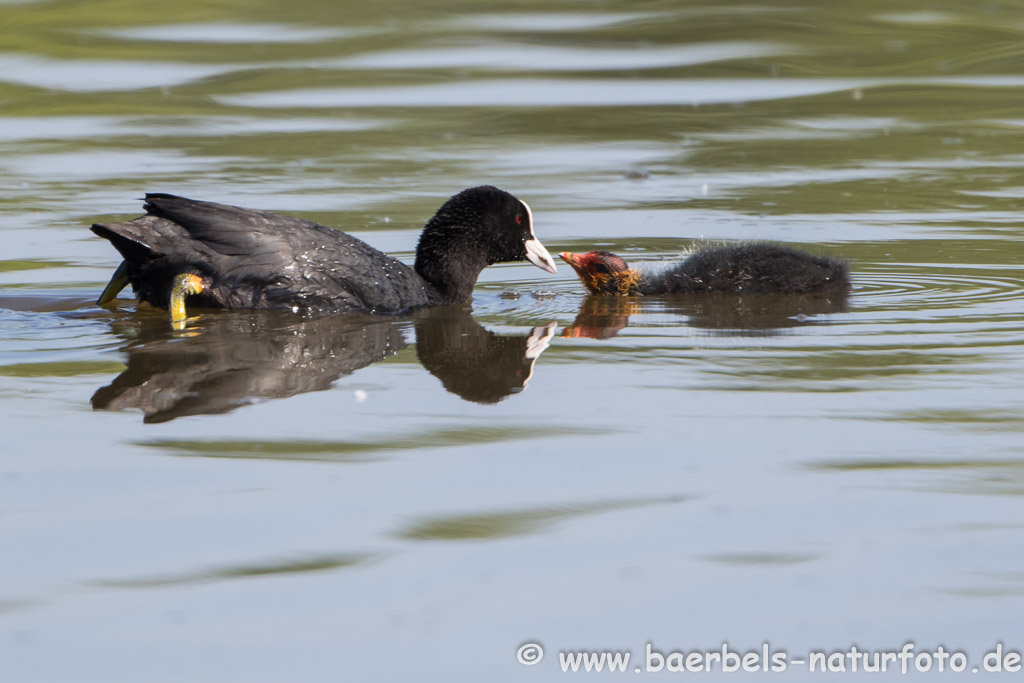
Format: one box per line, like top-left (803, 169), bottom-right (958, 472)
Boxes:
top-left (515, 215), bottom-right (523, 225)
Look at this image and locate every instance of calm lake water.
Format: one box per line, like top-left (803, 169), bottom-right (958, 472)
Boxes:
top-left (3, 0), bottom-right (1024, 680)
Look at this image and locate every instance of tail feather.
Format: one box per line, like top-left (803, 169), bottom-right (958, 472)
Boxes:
top-left (140, 193), bottom-right (328, 260)
top-left (143, 193), bottom-right (271, 235)
top-left (143, 193), bottom-right (210, 222)
top-left (91, 223), bottom-right (160, 263)
top-left (91, 213), bottom-right (195, 264)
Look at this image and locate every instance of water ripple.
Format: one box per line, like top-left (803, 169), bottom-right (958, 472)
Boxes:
top-left (328, 41), bottom-right (799, 71)
top-left (100, 23), bottom-right (359, 44)
top-left (854, 269), bottom-right (1024, 311)
top-left (219, 76), bottom-right (1024, 110)
top-left (218, 77), bottom-right (867, 109)
top-left (454, 12), bottom-right (664, 32)
top-left (0, 55), bottom-right (225, 92)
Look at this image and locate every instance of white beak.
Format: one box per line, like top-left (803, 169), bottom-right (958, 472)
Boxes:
top-left (519, 199), bottom-right (557, 274)
top-left (524, 237), bottom-right (558, 274)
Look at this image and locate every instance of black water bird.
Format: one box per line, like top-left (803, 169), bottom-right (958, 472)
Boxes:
top-left (92, 186), bottom-right (557, 322)
top-left (560, 244), bottom-right (849, 296)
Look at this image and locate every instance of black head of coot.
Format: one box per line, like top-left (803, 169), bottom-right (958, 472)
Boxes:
top-left (414, 185), bottom-right (556, 303)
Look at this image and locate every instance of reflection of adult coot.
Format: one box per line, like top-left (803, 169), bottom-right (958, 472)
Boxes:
top-left (414, 307), bottom-right (556, 404)
top-left (92, 310), bottom-right (406, 423)
top-left (93, 307), bottom-right (557, 421)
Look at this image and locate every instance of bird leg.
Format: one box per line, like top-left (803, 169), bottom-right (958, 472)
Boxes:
top-left (96, 261), bottom-right (129, 305)
top-left (169, 273), bottom-right (204, 324)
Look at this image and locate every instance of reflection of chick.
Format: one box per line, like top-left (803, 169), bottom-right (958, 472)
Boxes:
top-left (562, 297), bottom-right (644, 339)
top-left (560, 244), bottom-right (850, 296)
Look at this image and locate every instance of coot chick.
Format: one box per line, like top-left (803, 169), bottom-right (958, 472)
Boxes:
top-left (560, 243), bottom-right (849, 296)
top-left (92, 186), bottom-right (558, 322)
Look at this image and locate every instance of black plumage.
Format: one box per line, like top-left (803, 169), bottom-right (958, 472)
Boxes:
top-left (91, 186), bottom-right (557, 315)
top-left (560, 243), bottom-right (850, 296)
top-left (414, 308), bottom-right (556, 404)
top-left (91, 307), bottom-right (556, 421)
top-left (91, 311), bottom-right (406, 423)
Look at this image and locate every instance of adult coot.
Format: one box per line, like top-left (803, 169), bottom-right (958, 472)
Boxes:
top-left (559, 244), bottom-right (849, 296)
top-left (92, 186), bottom-right (558, 321)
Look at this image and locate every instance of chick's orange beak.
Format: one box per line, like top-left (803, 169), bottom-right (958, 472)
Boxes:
top-left (559, 252), bottom-right (583, 271)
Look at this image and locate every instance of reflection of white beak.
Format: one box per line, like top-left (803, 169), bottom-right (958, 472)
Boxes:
top-left (525, 321), bottom-right (558, 360)
top-left (521, 320), bottom-right (558, 390)
top-left (524, 237), bottom-right (558, 274)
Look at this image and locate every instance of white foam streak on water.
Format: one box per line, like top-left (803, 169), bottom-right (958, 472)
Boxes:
top-left (453, 11), bottom-right (667, 32)
top-left (218, 76), bottom-right (1024, 109)
top-left (0, 116), bottom-right (386, 142)
top-left (327, 41), bottom-right (801, 71)
top-left (219, 77), bottom-right (874, 108)
top-left (100, 23), bottom-right (361, 44)
top-left (0, 55), bottom-right (227, 91)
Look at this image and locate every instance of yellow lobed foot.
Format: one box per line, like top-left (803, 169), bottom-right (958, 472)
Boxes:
top-left (169, 273), bottom-right (204, 323)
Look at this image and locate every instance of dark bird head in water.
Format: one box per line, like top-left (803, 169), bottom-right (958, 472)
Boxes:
top-left (415, 186), bottom-right (557, 303)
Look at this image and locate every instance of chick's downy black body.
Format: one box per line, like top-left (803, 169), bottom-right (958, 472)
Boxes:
top-left (92, 186), bottom-right (556, 315)
top-left (560, 243), bottom-right (850, 296)
top-left (651, 243), bottom-right (849, 295)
